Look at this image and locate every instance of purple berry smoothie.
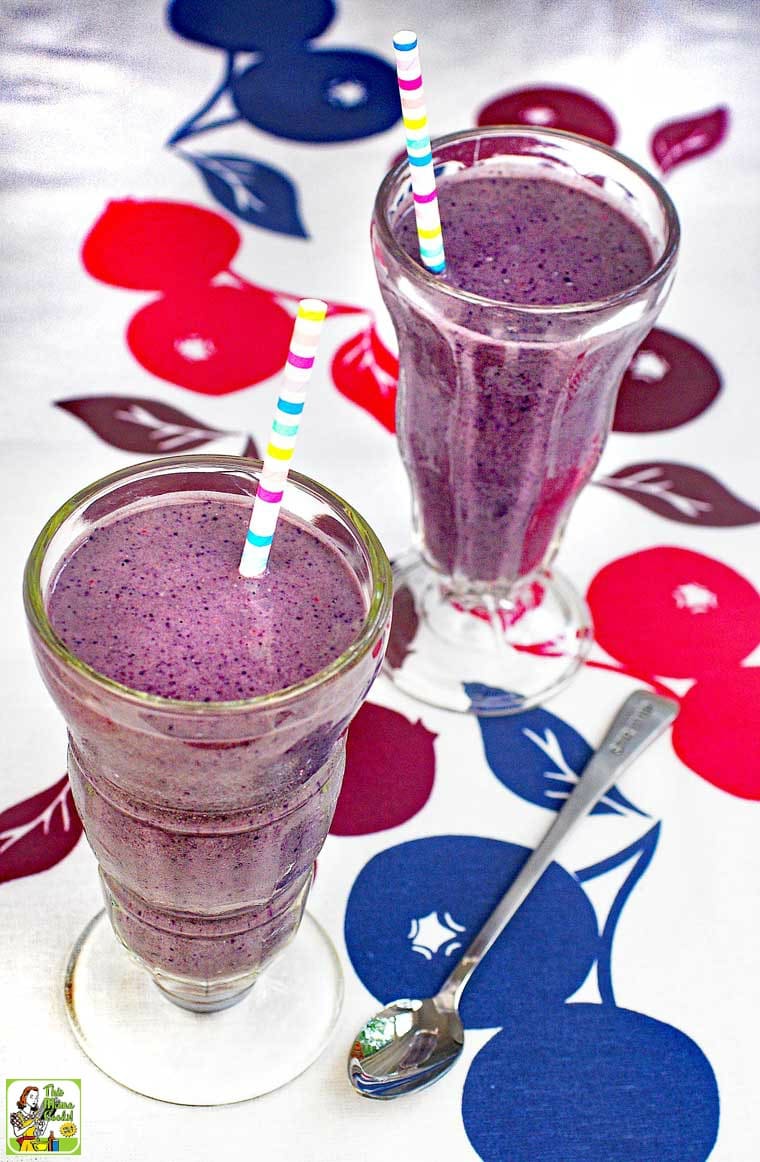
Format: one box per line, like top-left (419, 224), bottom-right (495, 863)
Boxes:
top-left (37, 489), bottom-right (377, 1009)
top-left (47, 497), bottom-right (365, 701)
top-left (387, 171), bottom-right (655, 585)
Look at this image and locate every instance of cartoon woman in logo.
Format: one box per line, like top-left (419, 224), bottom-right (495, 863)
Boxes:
top-left (8, 1086), bottom-right (55, 1152)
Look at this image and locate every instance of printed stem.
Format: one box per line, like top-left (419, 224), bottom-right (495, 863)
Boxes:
top-left (222, 269), bottom-right (369, 318)
top-left (584, 658), bottom-right (680, 702)
top-left (575, 823), bottom-right (661, 1007)
top-left (167, 52), bottom-right (239, 146)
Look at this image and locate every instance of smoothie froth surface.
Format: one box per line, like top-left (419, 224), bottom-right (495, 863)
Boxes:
top-left (46, 496), bottom-right (366, 701)
top-left (395, 173), bottom-right (654, 304)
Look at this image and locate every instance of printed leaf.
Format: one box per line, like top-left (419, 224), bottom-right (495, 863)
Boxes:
top-left (242, 434), bottom-right (259, 459)
top-left (185, 152), bottom-right (308, 237)
top-left (56, 395), bottom-right (226, 453)
top-left (650, 106), bottom-right (729, 175)
top-left (1, 775), bottom-right (83, 883)
top-left (466, 686), bottom-right (647, 817)
top-left (331, 324), bottom-right (398, 432)
top-left (596, 462), bottom-right (760, 526)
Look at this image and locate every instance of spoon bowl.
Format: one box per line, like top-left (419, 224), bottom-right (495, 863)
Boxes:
top-left (349, 997), bottom-right (464, 1098)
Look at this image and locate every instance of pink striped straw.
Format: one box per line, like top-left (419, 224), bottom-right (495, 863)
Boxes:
top-left (392, 29), bottom-right (446, 274)
top-left (239, 298), bottom-right (327, 578)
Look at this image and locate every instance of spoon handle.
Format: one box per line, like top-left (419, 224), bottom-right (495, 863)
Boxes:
top-left (439, 690), bottom-right (678, 1007)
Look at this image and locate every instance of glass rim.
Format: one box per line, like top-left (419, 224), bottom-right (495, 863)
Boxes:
top-left (373, 124), bottom-right (680, 317)
top-left (23, 454), bottom-right (393, 715)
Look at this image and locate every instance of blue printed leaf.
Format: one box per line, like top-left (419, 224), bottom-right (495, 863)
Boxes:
top-left (184, 152), bottom-right (308, 237)
top-left (575, 823), bottom-right (661, 1005)
top-left (466, 683), bottom-right (647, 817)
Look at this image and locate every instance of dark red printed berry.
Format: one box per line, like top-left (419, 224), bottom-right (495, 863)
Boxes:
top-left (478, 86), bottom-right (617, 146)
top-left (330, 703), bottom-right (436, 835)
top-left (613, 329), bottom-right (722, 434)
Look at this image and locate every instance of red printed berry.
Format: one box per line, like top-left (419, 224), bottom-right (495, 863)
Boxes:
top-left (587, 547), bottom-right (760, 679)
top-left (477, 86), bottom-right (617, 147)
top-left (673, 668), bottom-right (760, 800)
top-left (330, 702), bottom-right (436, 835)
top-left (82, 199), bottom-right (241, 291)
top-left (126, 284), bottom-right (292, 394)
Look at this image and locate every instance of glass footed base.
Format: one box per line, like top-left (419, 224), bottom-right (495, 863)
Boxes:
top-left (64, 910), bottom-right (343, 1105)
top-left (385, 552), bottom-right (593, 715)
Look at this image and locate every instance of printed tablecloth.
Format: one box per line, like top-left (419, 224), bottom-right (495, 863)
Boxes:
top-left (1, 2), bottom-right (758, 1159)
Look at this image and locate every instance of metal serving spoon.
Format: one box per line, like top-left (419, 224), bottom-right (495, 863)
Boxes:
top-left (348, 689), bottom-right (678, 1099)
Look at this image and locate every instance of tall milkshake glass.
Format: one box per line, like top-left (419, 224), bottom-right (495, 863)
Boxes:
top-left (24, 455), bottom-right (392, 1104)
top-left (372, 127), bottom-right (679, 714)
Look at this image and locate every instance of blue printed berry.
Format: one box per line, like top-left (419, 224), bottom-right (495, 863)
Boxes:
top-left (344, 836), bottom-right (598, 1028)
top-left (168, 0), bottom-right (336, 52)
top-left (230, 48), bottom-right (400, 142)
top-left (462, 1005), bottom-right (719, 1162)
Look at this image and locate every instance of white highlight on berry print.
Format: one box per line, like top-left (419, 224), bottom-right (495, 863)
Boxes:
top-left (672, 583), bottom-right (718, 613)
top-left (408, 910), bottom-right (466, 960)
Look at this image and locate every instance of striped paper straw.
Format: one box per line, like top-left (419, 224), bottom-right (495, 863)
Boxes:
top-left (239, 298), bottom-right (327, 578)
top-left (392, 29), bottom-right (446, 275)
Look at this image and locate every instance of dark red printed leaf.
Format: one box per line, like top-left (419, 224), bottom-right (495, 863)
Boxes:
top-left (331, 324), bottom-right (398, 432)
top-left (330, 703), bottom-right (436, 835)
top-left (242, 434), bottom-right (260, 459)
top-left (650, 106), bottom-right (729, 175)
top-left (1, 775), bottom-right (83, 883)
top-left (56, 395), bottom-right (227, 453)
top-left (595, 463), bottom-right (760, 527)
top-left (613, 329), bottom-right (722, 433)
